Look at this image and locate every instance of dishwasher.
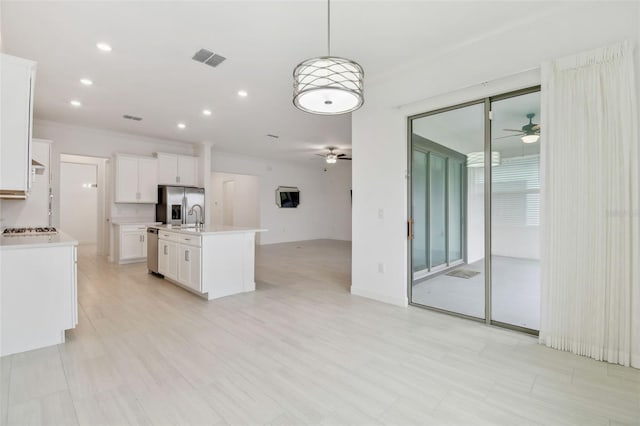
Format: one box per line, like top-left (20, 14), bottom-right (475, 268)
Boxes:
top-left (147, 227), bottom-right (161, 275)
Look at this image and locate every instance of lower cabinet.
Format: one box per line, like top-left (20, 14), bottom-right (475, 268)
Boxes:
top-left (159, 233), bottom-right (201, 292)
top-left (1, 242), bottom-right (78, 356)
top-left (115, 224), bottom-right (149, 264)
top-left (158, 239), bottom-right (178, 280)
top-left (178, 244), bottom-right (201, 292)
top-left (121, 231), bottom-right (146, 260)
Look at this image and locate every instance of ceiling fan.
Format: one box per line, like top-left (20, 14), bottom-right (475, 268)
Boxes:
top-left (496, 113), bottom-right (541, 143)
top-left (316, 147), bottom-right (352, 164)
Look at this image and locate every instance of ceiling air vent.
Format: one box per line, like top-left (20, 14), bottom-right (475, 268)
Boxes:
top-left (192, 48), bottom-right (226, 68)
top-left (123, 114), bottom-right (143, 121)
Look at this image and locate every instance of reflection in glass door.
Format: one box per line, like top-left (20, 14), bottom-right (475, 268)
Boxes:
top-left (429, 154), bottom-right (447, 269)
top-left (412, 151), bottom-right (428, 273)
top-left (410, 102), bottom-right (484, 319)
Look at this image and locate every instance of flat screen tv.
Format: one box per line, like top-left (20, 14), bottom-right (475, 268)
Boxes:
top-left (276, 186), bottom-right (300, 208)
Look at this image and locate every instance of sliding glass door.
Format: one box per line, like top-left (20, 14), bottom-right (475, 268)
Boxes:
top-left (410, 102), bottom-right (485, 319)
top-left (490, 91), bottom-right (541, 331)
top-left (408, 88), bottom-right (541, 334)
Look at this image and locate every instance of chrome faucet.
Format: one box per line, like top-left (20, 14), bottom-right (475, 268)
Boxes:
top-left (188, 204), bottom-right (204, 227)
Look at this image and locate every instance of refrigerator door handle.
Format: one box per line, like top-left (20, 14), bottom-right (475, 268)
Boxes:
top-left (182, 195), bottom-right (187, 225)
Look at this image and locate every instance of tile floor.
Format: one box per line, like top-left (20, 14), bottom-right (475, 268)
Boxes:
top-left (1, 240), bottom-right (638, 425)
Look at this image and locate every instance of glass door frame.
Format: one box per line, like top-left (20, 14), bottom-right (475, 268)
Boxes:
top-left (406, 86), bottom-right (541, 336)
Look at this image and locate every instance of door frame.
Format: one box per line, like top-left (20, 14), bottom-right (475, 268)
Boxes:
top-left (406, 86), bottom-right (541, 335)
top-left (60, 154), bottom-right (109, 256)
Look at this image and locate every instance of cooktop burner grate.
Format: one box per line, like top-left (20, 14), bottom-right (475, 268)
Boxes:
top-left (3, 227), bottom-right (58, 235)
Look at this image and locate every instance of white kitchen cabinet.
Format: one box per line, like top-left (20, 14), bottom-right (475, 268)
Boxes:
top-left (177, 155), bottom-right (198, 186)
top-left (154, 226), bottom-right (261, 300)
top-left (155, 152), bottom-right (198, 186)
top-left (1, 236), bottom-right (78, 356)
top-left (158, 230), bottom-right (202, 291)
top-left (0, 54), bottom-right (37, 199)
top-left (120, 231), bottom-right (145, 259)
top-left (138, 157), bottom-right (159, 202)
top-left (178, 242), bottom-right (202, 292)
top-left (158, 238), bottom-right (178, 280)
top-left (115, 154), bottom-right (158, 203)
top-left (114, 224), bottom-right (148, 264)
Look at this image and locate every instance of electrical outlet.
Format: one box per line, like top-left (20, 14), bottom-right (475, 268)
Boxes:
top-left (378, 208), bottom-right (384, 219)
top-left (378, 262), bottom-right (385, 273)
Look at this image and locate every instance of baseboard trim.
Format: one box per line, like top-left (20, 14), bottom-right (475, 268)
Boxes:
top-left (350, 287), bottom-right (408, 307)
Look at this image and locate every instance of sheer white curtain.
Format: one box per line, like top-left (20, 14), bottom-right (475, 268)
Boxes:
top-left (540, 41), bottom-right (639, 368)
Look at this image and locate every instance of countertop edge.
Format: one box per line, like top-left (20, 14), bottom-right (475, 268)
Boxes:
top-left (0, 231), bottom-right (79, 250)
top-left (154, 225), bottom-right (268, 236)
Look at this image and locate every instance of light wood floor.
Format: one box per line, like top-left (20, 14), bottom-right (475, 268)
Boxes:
top-left (1, 239), bottom-right (639, 426)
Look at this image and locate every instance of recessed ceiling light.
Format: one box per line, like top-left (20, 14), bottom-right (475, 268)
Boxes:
top-left (238, 90), bottom-right (248, 97)
top-left (202, 109), bottom-right (212, 116)
top-left (177, 122), bottom-right (186, 129)
top-left (96, 42), bottom-right (112, 52)
top-left (70, 100), bottom-right (82, 107)
top-left (80, 78), bottom-right (93, 86)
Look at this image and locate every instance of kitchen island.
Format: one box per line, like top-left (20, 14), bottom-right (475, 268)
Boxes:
top-left (0, 232), bottom-right (78, 356)
top-left (155, 225), bottom-right (266, 300)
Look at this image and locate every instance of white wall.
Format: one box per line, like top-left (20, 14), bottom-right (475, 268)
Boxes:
top-left (351, 2), bottom-right (640, 307)
top-left (212, 151), bottom-right (352, 245)
top-left (211, 172), bottom-right (260, 229)
top-left (33, 120), bottom-right (197, 259)
top-left (33, 120), bottom-right (196, 223)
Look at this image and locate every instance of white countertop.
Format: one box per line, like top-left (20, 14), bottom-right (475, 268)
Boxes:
top-left (0, 231), bottom-right (78, 249)
top-left (111, 218), bottom-right (161, 225)
top-left (154, 224), bottom-right (267, 236)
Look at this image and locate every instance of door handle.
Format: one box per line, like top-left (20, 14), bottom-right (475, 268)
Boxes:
top-left (185, 250), bottom-right (190, 262)
top-left (408, 219), bottom-right (414, 240)
top-left (164, 245), bottom-right (168, 255)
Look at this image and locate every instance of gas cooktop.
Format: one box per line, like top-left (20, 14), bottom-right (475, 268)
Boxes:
top-left (2, 227), bottom-right (58, 236)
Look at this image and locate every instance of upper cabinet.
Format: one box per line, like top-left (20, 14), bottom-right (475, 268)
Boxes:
top-left (155, 153), bottom-right (198, 187)
top-left (0, 54), bottom-right (37, 199)
top-left (115, 154), bottom-right (158, 203)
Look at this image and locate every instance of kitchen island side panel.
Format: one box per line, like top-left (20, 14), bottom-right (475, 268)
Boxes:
top-left (202, 231), bottom-right (257, 300)
top-left (0, 244), bottom-right (77, 356)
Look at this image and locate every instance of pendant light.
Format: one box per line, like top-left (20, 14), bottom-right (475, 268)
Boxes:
top-left (293, 0), bottom-right (364, 115)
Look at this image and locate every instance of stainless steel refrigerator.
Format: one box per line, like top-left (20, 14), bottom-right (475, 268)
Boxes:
top-left (156, 185), bottom-right (205, 226)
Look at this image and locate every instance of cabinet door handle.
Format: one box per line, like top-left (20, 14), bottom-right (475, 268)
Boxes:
top-left (177, 176), bottom-right (181, 183)
top-left (164, 245), bottom-right (168, 255)
top-left (185, 250), bottom-right (190, 262)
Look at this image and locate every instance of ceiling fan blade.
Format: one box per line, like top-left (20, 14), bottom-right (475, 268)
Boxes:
top-left (338, 157), bottom-right (352, 161)
top-left (493, 134), bottom-right (522, 140)
top-left (337, 153), bottom-right (347, 157)
top-left (502, 128), bottom-right (524, 132)
top-left (315, 154), bottom-right (327, 157)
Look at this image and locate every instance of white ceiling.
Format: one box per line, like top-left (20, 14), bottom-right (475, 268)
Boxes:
top-left (1, 1), bottom-right (556, 161)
